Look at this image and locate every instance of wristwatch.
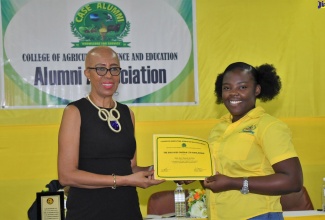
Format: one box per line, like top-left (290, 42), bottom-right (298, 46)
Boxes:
top-left (240, 177), bottom-right (249, 194)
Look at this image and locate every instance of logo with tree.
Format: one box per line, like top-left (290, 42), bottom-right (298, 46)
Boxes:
top-left (71, 2), bottom-right (130, 48)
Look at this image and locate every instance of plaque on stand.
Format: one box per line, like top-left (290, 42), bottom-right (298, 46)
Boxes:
top-left (36, 191), bottom-right (64, 220)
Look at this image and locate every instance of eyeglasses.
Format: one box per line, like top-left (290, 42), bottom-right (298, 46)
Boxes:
top-left (87, 67), bottom-right (122, 76)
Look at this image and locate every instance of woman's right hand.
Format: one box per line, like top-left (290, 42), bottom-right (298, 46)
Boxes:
top-left (204, 172), bottom-right (231, 193)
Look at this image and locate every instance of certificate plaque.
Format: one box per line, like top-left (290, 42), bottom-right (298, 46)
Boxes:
top-left (153, 134), bottom-right (215, 180)
top-left (36, 191), bottom-right (64, 220)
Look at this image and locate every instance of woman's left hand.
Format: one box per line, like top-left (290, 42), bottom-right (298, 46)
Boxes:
top-left (128, 170), bottom-right (165, 188)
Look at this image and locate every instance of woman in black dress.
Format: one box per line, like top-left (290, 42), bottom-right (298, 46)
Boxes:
top-left (58, 46), bottom-right (164, 220)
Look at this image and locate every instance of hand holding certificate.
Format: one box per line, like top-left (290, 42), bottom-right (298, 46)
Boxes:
top-left (153, 134), bottom-right (215, 180)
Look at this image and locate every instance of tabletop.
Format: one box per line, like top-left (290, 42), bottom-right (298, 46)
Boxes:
top-left (145, 210), bottom-right (325, 219)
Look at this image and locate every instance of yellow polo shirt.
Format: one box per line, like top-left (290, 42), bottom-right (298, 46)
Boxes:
top-left (207, 106), bottom-right (298, 220)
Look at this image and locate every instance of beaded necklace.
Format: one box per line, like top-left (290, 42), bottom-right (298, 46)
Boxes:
top-left (87, 95), bottom-right (121, 133)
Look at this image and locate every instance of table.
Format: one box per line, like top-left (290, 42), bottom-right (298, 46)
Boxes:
top-left (144, 214), bottom-right (206, 219)
top-left (284, 210), bottom-right (325, 219)
top-left (145, 210), bottom-right (325, 219)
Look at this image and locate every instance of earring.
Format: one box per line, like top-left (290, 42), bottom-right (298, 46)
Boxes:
top-left (88, 78), bottom-right (91, 82)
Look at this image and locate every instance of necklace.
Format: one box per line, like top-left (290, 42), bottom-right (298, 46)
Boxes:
top-left (87, 95), bottom-right (121, 133)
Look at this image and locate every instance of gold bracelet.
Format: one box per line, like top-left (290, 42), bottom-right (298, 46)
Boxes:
top-left (112, 173), bottom-right (117, 189)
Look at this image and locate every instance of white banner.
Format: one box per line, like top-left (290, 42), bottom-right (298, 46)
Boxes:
top-left (0, 0), bottom-right (198, 108)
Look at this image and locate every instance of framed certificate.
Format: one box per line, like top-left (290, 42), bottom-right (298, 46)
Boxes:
top-left (36, 191), bottom-right (64, 220)
top-left (153, 134), bottom-right (215, 180)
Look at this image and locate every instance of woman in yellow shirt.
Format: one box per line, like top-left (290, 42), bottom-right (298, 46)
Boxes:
top-left (204, 62), bottom-right (303, 220)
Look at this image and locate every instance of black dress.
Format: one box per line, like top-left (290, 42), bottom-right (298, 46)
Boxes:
top-left (65, 98), bottom-right (142, 220)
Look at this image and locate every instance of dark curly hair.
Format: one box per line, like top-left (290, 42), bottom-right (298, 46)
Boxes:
top-left (214, 62), bottom-right (282, 104)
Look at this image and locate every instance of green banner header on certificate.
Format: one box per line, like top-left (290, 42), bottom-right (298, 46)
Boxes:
top-left (153, 134), bottom-right (215, 180)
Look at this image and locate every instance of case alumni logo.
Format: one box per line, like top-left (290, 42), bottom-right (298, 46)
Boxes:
top-left (241, 125), bottom-right (256, 135)
top-left (71, 2), bottom-right (130, 48)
